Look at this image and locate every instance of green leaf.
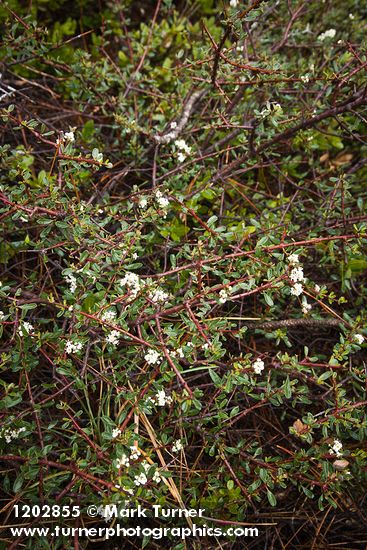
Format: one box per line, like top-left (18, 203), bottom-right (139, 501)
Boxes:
top-left (267, 490), bottom-right (277, 507)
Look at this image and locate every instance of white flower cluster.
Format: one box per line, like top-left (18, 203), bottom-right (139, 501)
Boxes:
top-left (171, 347), bottom-right (184, 359)
top-left (329, 439), bottom-right (343, 457)
top-left (64, 273), bottom-right (77, 294)
top-left (101, 309), bottom-right (116, 322)
top-left (354, 334), bottom-right (364, 345)
top-left (18, 321), bottom-right (34, 337)
top-left (138, 190), bottom-right (169, 217)
top-left (116, 453), bottom-right (130, 469)
top-left (112, 427), bottom-right (121, 438)
top-left (144, 349), bottom-right (162, 365)
top-left (134, 460), bottom-right (156, 486)
top-left (290, 283), bottom-right (303, 297)
top-left (65, 340), bottom-right (84, 354)
top-left (219, 288), bottom-right (229, 304)
top-left (288, 253), bottom-right (299, 265)
top-left (300, 75), bottom-right (310, 83)
top-left (148, 389), bottom-right (173, 407)
top-left (106, 329), bottom-right (120, 346)
top-left (287, 254), bottom-right (305, 296)
top-left (172, 439), bottom-right (184, 453)
top-left (134, 472), bottom-right (148, 486)
top-left (318, 29), bottom-right (336, 41)
top-left (120, 272), bottom-right (141, 298)
top-left (174, 139), bottom-right (192, 163)
top-left (290, 266), bottom-right (304, 283)
top-left (155, 189), bottom-right (169, 209)
top-left (56, 128), bottom-right (76, 146)
top-left (154, 190), bottom-right (169, 218)
top-left (1, 426), bottom-right (26, 443)
top-left (149, 288), bottom-right (169, 303)
top-left (130, 445), bottom-right (141, 461)
top-left (64, 129), bottom-right (75, 142)
top-left (229, 0), bottom-right (238, 7)
top-left (115, 446), bottom-right (141, 469)
top-left (252, 358), bottom-right (265, 374)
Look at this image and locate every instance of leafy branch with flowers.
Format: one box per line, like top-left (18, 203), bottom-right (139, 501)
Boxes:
top-left (0, 0), bottom-right (367, 548)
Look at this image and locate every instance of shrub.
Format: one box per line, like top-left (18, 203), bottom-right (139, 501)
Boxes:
top-left (0, 0), bottom-right (366, 548)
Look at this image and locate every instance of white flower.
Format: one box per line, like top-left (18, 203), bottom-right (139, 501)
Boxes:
top-left (290, 283), bottom-right (304, 296)
top-left (149, 288), bottom-right (169, 303)
top-left (174, 139), bottom-right (191, 154)
top-left (318, 29), bottom-right (336, 41)
top-left (354, 334), bottom-right (364, 345)
top-left (116, 453), bottom-right (130, 469)
top-left (314, 284), bottom-right (321, 293)
top-left (112, 427), bottom-right (121, 438)
top-left (177, 152), bottom-right (187, 163)
top-left (329, 439), bottom-right (343, 457)
top-left (300, 75), bottom-right (310, 83)
top-left (349, 13), bottom-right (354, 20)
top-left (120, 271), bottom-right (141, 298)
top-left (170, 121), bottom-right (177, 129)
top-left (134, 473), bottom-right (148, 486)
top-left (172, 439), bottom-right (183, 453)
top-left (141, 460), bottom-right (151, 473)
top-left (219, 289), bottom-right (229, 304)
top-left (290, 266), bottom-right (304, 283)
top-left (230, 0), bottom-right (238, 6)
top-left (98, 505), bottom-right (114, 522)
top-left (144, 349), bottom-right (162, 365)
top-left (64, 130), bottom-right (75, 142)
top-left (157, 195), bottom-right (169, 208)
top-left (129, 446), bottom-right (141, 461)
top-left (139, 197), bottom-right (148, 209)
top-left (288, 254), bottom-right (300, 265)
top-left (0, 311), bottom-right (5, 321)
top-left (64, 273), bottom-right (77, 294)
top-left (154, 190), bottom-right (169, 209)
top-left (252, 358), bottom-right (265, 374)
top-left (202, 342), bottom-right (210, 350)
top-left (1, 426), bottom-right (26, 443)
top-left (174, 139), bottom-right (191, 162)
top-left (18, 321), bottom-right (34, 337)
top-left (154, 389), bottom-right (173, 407)
top-left (101, 309), bottom-right (116, 322)
top-left (176, 347), bottom-right (184, 358)
top-left (106, 329), bottom-right (120, 346)
top-left (302, 300), bottom-right (312, 314)
top-left (153, 469), bottom-right (162, 483)
top-left (65, 340), bottom-right (84, 354)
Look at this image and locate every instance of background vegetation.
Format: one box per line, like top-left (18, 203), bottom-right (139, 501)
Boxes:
top-left (0, 0), bottom-right (367, 548)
